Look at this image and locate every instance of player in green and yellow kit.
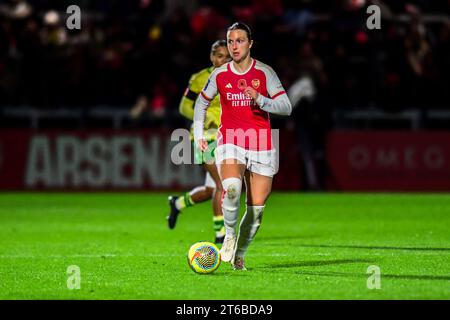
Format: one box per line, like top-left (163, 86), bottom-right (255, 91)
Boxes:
top-left (167, 40), bottom-right (230, 244)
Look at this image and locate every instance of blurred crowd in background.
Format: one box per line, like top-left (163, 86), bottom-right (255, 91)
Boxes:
top-left (0, 0), bottom-right (449, 191)
top-left (0, 0), bottom-right (449, 122)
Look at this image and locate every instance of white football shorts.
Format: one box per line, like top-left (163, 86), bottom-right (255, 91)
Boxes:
top-left (215, 144), bottom-right (278, 177)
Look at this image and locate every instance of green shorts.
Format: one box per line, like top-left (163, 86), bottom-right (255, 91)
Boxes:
top-left (193, 140), bottom-right (216, 165)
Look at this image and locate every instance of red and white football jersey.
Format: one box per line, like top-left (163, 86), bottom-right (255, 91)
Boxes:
top-left (200, 59), bottom-right (286, 151)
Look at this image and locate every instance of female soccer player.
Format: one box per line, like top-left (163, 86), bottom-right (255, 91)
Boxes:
top-left (194, 22), bottom-right (292, 270)
top-left (167, 40), bottom-right (230, 244)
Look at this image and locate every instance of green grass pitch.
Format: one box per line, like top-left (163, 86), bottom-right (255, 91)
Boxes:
top-left (0, 192), bottom-right (449, 299)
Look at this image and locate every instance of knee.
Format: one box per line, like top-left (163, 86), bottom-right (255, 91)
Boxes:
top-left (222, 177), bottom-right (242, 208)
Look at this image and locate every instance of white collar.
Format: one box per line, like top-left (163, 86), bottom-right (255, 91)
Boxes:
top-left (230, 58), bottom-right (254, 75)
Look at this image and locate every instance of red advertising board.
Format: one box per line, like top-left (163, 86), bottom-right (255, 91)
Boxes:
top-left (0, 129), bottom-right (301, 191)
top-left (327, 131), bottom-right (450, 191)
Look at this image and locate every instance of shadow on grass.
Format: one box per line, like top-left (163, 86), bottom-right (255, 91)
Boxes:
top-left (262, 258), bottom-right (374, 269)
top-left (260, 241), bottom-right (450, 252)
top-left (296, 244), bottom-right (450, 252)
top-left (258, 235), bottom-right (319, 241)
top-left (261, 258), bottom-right (450, 281)
top-left (294, 271), bottom-right (450, 281)
top-left (207, 271), bottom-right (251, 276)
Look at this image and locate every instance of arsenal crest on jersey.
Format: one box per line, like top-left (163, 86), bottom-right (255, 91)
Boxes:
top-left (237, 79), bottom-right (247, 90)
top-left (252, 79), bottom-right (260, 89)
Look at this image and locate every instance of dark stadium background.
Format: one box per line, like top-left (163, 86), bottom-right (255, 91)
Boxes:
top-left (0, 0), bottom-right (449, 192)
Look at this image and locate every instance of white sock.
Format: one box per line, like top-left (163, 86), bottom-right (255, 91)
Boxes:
top-left (221, 177), bottom-right (242, 237)
top-left (235, 205), bottom-right (265, 258)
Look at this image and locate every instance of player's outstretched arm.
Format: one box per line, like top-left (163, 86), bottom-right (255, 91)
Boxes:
top-left (255, 93), bottom-right (292, 116)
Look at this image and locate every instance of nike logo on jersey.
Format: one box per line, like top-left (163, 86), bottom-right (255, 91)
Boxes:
top-left (225, 83), bottom-right (232, 89)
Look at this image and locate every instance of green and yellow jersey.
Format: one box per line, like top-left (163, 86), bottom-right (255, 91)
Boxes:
top-left (179, 66), bottom-right (221, 142)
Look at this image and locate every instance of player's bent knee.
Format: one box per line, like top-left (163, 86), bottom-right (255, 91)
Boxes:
top-left (221, 177), bottom-right (242, 209)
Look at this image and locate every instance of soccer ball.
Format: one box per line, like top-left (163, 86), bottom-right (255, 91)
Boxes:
top-left (187, 241), bottom-right (221, 274)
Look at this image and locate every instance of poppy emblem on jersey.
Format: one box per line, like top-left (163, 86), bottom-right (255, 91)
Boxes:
top-left (252, 79), bottom-right (260, 89)
top-left (237, 79), bottom-right (247, 90)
